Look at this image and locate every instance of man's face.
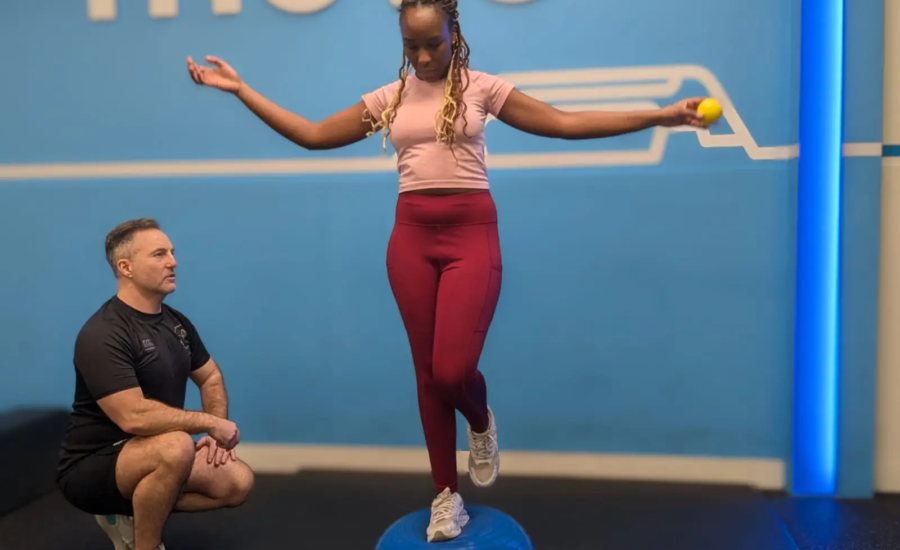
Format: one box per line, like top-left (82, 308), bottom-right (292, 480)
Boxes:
top-left (119, 229), bottom-right (177, 296)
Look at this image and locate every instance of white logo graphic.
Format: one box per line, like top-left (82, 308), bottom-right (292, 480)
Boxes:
top-left (87, 0), bottom-right (536, 20)
top-left (0, 64), bottom-right (880, 181)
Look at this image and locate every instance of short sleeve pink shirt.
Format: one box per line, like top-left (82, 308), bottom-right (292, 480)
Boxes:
top-left (362, 69), bottom-right (515, 193)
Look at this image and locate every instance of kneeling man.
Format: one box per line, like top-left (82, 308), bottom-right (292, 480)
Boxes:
top-left (56, 218), bottom-right (254, 550)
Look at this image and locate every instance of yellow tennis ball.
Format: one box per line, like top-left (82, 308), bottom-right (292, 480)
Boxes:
top-left (697, 98), bottom-right (722, 123)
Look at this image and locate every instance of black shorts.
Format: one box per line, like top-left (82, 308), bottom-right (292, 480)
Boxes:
top-left (56, 440), bottom-right (133, 516)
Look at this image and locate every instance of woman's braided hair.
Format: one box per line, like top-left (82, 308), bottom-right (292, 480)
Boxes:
top-left (365, 0), bottom-right (471, 153)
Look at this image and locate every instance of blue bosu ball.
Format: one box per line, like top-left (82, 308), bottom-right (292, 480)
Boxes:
top-left (375, 505), bottom-right (533, 550)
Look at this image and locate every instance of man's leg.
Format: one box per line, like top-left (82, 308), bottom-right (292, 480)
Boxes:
top-left (114, 431), bottom-right (196, 550)
top-left (56, 441), bottom-right (139, 550)
top-left (173, 441), bottom-right (255, 512)
top-left (95, 436), bottom-right (253, 550)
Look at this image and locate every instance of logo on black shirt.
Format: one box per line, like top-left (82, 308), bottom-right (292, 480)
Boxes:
top-left (173, 324), bottom-right (190, 351)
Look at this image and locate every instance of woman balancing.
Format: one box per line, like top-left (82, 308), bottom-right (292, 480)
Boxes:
top-left (187, 0), bottom-right (710, 542)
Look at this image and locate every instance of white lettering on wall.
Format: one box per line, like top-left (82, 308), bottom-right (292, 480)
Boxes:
top-left (149, 0), bottom-right (178, 18)
top-left (87, 0), bottom-right (116, 20)
top-left (88, 0), bottom-right (536, 21)
top-left (213, 0), bottom-right (242, 15)
top-left (265, 0), bottom-right (337, 14)
top-left (86, 0), bottom-right (178, 20)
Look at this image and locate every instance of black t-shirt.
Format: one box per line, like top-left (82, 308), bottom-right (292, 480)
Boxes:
top-left (57, 295), bottom-right (211, 475)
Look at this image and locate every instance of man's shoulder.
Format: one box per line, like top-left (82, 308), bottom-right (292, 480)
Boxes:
top-left (161, 302), bottom-right (194, 327)
top-left (75, 298), bottom-right (132, 344)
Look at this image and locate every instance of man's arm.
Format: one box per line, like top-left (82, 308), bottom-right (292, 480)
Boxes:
top-left (97, 387), bottom-right (219, 436)
top-left (73, 324), bottom-right (232, 443)
top-left (190, 358), bottom-right (228, 419)
top-left (176, 312), bottom-right (227, 419)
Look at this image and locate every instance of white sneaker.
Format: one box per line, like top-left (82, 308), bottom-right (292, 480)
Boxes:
top-left (94, 515), bottom-right (166, 550)
top-left (426, 488), bottom-right (469, 542)
top-left (94, 515), bottom-right (134, 550)
top-left (467, 407), bottom-right (499, 487)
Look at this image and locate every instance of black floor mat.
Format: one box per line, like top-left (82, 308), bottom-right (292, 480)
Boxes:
top-left (768, 494), bottom-right (900, 550)
top-left (0, 471), bottom-right (801, 550)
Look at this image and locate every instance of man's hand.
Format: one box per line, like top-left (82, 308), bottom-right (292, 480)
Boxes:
top-left (196, 435), bottom-right (238, 466)
top-left (207, 417), bottom-right (240, 450)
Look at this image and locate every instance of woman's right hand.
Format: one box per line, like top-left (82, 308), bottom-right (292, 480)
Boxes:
top-left (187, 56), bottom-right (244, 94)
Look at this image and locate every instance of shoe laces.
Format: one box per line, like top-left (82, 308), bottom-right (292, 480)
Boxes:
top-left (431, 490), bottom-right (456, 523)
top-left (471, 430), bottom-right (496, 460)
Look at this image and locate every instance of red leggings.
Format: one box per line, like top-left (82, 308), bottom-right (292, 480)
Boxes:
top-left (386, 190), bottom-right (502, 494)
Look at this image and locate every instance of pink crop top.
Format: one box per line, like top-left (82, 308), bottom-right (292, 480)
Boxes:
top-left (362, 70), bottom-right (515, 193)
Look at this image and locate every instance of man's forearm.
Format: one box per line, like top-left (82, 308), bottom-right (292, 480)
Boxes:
top-left (199, 372), bottom-right (229, 419)
top-left (124, 397), bottom-right (218, 437)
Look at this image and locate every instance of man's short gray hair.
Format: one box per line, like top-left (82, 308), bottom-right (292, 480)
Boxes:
top-left (105, 218), bottom-right (160, 277)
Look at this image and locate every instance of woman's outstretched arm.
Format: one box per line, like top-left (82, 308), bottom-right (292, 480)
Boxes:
top-left (495, 88), bottom-right (710, 140)
top-left (187, 55), bottom-right (372, 151)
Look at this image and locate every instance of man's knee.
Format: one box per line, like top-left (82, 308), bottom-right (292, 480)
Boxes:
top-left (148, 431), bottom-right (195, 474)
top-left (223, 462), bottom-right (255, 507)
top-left (116, 431), bottom-right (196, 500)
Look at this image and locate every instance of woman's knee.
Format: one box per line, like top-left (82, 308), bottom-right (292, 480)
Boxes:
top-left (431, 367), bottom-right (468, 396)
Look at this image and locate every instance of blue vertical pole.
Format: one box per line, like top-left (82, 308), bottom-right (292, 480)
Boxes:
top-left (792, 0), bottom-right (845, 496)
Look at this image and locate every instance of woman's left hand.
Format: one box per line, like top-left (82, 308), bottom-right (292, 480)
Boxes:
top-left (656, 98), bottom-right (711, 128)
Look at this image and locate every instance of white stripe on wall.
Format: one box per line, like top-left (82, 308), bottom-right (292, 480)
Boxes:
top-left (844, 142), bottom-right (883, 156)
top-left (236, 444), bottom-right (786, 490)
top-left (0, 142), bottom-right (885, 182)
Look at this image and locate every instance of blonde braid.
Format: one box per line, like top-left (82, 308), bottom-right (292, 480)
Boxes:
top-left (433, 0), bottom-right (471, 151)
top-left (366, 55), bottom-right (412, 152)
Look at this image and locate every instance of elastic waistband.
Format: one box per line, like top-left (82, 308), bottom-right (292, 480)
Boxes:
top-left (394, 191), bottom-right (497, 226)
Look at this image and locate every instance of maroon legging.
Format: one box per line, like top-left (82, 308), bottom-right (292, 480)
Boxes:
top-left (386, 190), bottom-right (501, 494)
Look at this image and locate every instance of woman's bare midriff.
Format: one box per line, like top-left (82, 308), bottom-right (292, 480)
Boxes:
top-left (406, 188), bottom-right (483, 196)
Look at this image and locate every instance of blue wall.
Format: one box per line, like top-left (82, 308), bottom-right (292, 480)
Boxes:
top-left (0, 0), bottom-right (883, 496)
top-left (834, 0), bottom-right (884, 497)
